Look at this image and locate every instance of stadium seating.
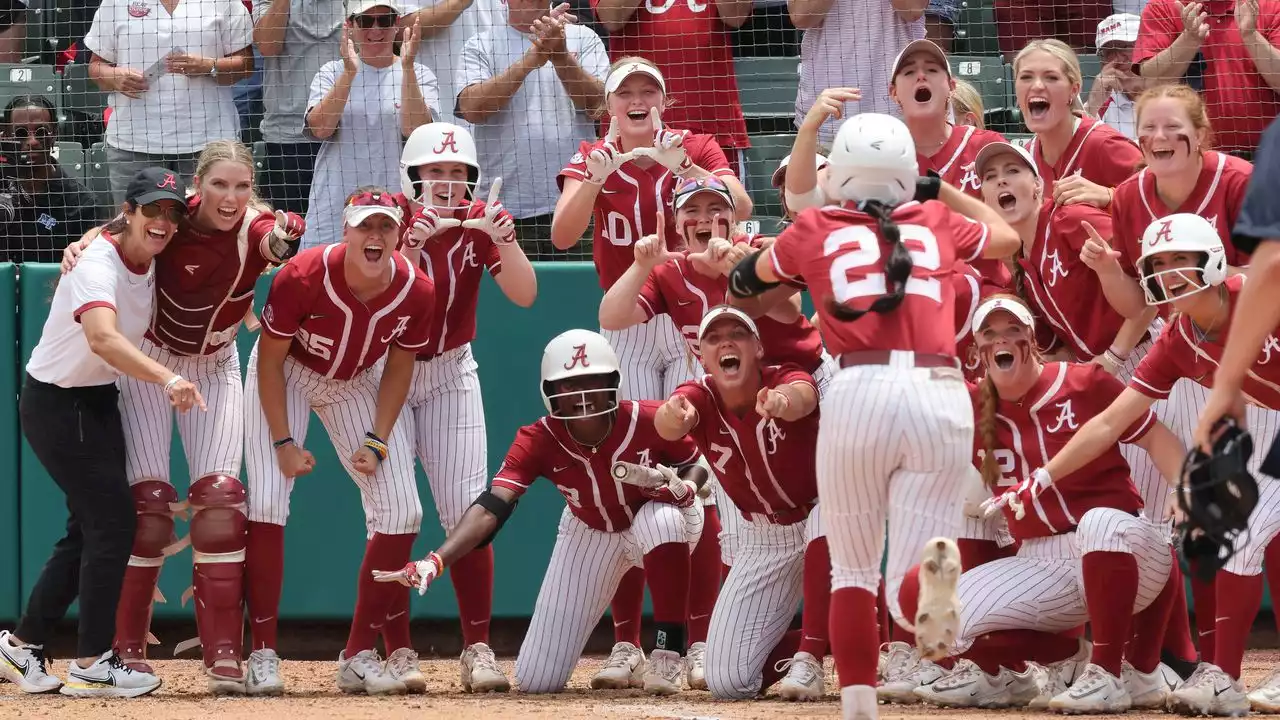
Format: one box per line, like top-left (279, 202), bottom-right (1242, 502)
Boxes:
top-left (85, 141), bottom-right (113, 215)
top-left (60, 62), bottom-right (109, 121)
top-left (735, 56), bottom-right (799, 122)
top-left (53, 140), bottom-right (84, 181)
top-left (253, 140), bottom-right (267, 172)
top-left (0, 63), bottom-right (59, 117)
top-left (950, 54), bottom-right (1010, 120)
top-left (743, 133), bottom-right (793, 221)
top-left (1076, 53), bottom-right (1102, 98)
top-left (954, 0), bottom-right (1000, 56)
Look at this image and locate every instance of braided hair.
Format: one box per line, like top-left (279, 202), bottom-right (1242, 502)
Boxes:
top-left (826, 200), bottom-right (914, 322)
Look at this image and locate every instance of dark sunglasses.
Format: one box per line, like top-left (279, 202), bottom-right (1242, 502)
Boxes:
top-left (12, 126), bottom-right (54, 142)
top-left (137, 203), bottom-right (186, 224)
top-left (351, 13), bottom-right (397, 28)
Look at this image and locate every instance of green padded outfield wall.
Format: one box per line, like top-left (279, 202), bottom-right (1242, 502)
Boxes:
top-left (0, 265), bottom-right (17, 621)
top-left (16, 262), bottom-right (604, 621)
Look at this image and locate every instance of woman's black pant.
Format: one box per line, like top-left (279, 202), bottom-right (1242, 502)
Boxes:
top-left (16, 375), bottom-right (135, 658)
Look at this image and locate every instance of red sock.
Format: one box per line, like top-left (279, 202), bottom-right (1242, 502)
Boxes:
top-left (799, 538), bottom-right (831, 658)
top-left (963, 634), bottom-right (1027, 674)
top-left (1189, 569), bottom-right (1217, 662)
top-left (644, 542), bottom-right (691, 625)
top-left (380, 586), bottom-right (412, 654)
top-left (451, 545), bottom-right (494, 647)
top-left (956, 538), bottom-right (1015, 570)
top-left (1081, 551), bottom-right (1139, 676)
top-left (999, 629), bottom-right (1081, 666)
top-left (687, 506), bottom-right (722, 645)
top-left (246, 522), bottom-right (286, 651)
top-left (876, 578), bottom-right (890, 643)
top-left (1213, 571), bottom-right (1264, 678)
top-left (345, 533), bottom-right (417, 657)
top-left (1130, 557), bottom-right (1180, 674)
top-left (1266, 536), bottom-right (1280, 635)
top-left (610, 566), bottom-right (644, 646)
top-left (830, 587), bottom-right (879, 688)
top-left (763, 629), bottom-right (803, 689)
top-left (889, 561), bottom-right (922, 643)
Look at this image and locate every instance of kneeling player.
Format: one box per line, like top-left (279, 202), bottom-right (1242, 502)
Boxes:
top-left (375, 330), bottom-right (706, 695)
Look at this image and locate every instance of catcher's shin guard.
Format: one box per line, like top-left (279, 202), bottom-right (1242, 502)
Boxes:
top-left (187, 473), bottom-right (249, 676)
top-left (115, 480), bottom-right (184, 668)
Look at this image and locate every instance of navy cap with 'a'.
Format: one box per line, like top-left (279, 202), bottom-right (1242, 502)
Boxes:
top-left (126, 167), bottom-right (189, 207)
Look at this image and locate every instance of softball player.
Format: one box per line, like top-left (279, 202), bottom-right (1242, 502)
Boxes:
top-left (1039, 214), bottom-right (1280, 716)
top-left (373, 330), bottom-right (706, 695)
top-left (912, 296), bottom-right (1180, 713)
top-left (57, 140), bottom-right (305, 693)
top-left (1014, 39), bottom-right (1141, 202)
top-left (655, 306), bottom-right (831, 702)
top-left (730, 112), bottom-right (1021, 720)
top-left (242, 188), bottom-right (435, 696)
top-left (389, 122), bottom-right (537, 692)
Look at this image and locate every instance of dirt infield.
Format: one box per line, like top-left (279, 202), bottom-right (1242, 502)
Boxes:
top-left (2, 649), bottom-right (1278, 719)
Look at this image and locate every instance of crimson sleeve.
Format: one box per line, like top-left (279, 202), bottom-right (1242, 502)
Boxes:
top-left (637, 270), bottom-right (667, 320)
top-left (557, 140), bottom-right (595, 189)
top-left (1133, 0), bottom-right (1180, 66)
top-left (491, 424), bottom-right (547, 496)
top-left (946, 206), bottom-right (992, 263)
top-left (691, 134), bottom-right (734, 176)
top-left (1127, 328), bottom-right (1186, 399)
top-left (260, 261), bottom-right (310, 339)
top-left (1056, 204), bottom-right (1113, 254)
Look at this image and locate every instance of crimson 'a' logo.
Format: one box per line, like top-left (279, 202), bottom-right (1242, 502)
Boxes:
top-left (562, 344), bottom-right (590, 370)
top-left (1153, 219), bottom-right (1175, 244)
top-left (434, 131), bottom-right (459, 154)
top-left (157, 172), bottom-right (178, 190)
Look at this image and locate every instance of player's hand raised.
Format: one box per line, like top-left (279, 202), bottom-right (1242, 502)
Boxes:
top-left (584, 117), bottom-right (633, 185)
top-left (755, 387), bottom-right (791, 419)
top-left (631, 108), bottom-right (694, 177)
top-left (461, 178), bottom-right (517, 244)
top-left (1053, 172), bottom-right (1111, 208)
top-left (801, 87), bottom-right (862, 132)
top-left (661, 393), bottom-right (698, 431)
top-left (372, 552), bottom-right (444, 596)
top-left (1079, 221), bottom-right (1123, 274)
top-left (634, 212), bottom-right (679, 270)
top-left (405, 205), bottom-right (462, 249)
top-left (276, 442), bottom-right (316, 478)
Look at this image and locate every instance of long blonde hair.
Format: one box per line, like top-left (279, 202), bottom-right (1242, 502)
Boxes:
top-left (193, 139), bottom-right (272, 213)
top-left (1013, 39), bottom-right (1085, 116)
top-left (951, 79), bottom-right (985, 129)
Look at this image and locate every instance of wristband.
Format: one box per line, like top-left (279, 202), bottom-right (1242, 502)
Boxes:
top-left (273, 437), bottom-right (295, 450)
top-left (363, 432), bottom-right (389, 462)
top-left (425, 551), bottom-right (445, 576)
top-left (163, 375), bottom-right (183, 392)
top-left (1106, 345), bottom-right (1130, 362)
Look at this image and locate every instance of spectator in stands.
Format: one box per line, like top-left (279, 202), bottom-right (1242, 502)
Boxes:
top-left (1086, 13), bottom-right (1145, 141)
top-left (300, 0), bottom-right (438, 248)
top-left (1135, 0), bottom-right (1280, 157)
top-left (84, 0), bottom-right (255, 206)
top-left (791, 0), bottom-right (926, 147)
top-left (0, 0), bottom-right (24, 63)
top-left (951, 77), bottom-right (984, 128)
top-left (457, 0), bottom-right (607, 256)
top-left (592, 0), bottom-right (751, 169)
top-left (925, 0), bottom-right (956, 52)
top-left (994, 0), bottom-right (1110, 62)
top-left (0, 96), bottom-right (104, 263)
top-left (400, 0), bottom-right (504, 127)
top-left (253, 0), bottom-right (344, 215)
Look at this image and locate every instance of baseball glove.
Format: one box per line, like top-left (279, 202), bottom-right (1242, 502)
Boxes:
top-left (1175, 418), bottom-right (1259, 581)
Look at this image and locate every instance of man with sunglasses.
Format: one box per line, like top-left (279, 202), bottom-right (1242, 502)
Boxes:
top-left (0, 95), bottom-right (104, 263)
top-left (243, 187), bottom-right (436, 695)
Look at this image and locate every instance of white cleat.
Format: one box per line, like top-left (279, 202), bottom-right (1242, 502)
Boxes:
top-left (1169, 663), bottom-right (1249, 717)
top-left (842, 684), bottom-right (879, 719)
top-left (1049, 663), bottom-right (1132, 714)
top-left (460, 643), bottom-right (510, 693)
top-left (60, 650), bottom-right (162, 698)
top-left (1248, 667), bottom-right (1280, 713)
top-left (877, 642), bottom-right (936, 704)
top-left (246, 648), bottom-right (285, 696)
top-left (0, 630), bottom-right (62, 693)
top-left (591, 641), bottom-right (645, 689)
top-left (385, 647), bottom-right (427, 694)
top-left (205, 659), bottom-right (247, 696)
top-left (913, 659), bottom-right (1037, 708)
top-left (643, 648), bottom-right (684, 695)
top-left (686, 641), bottom-right (707, 690)
top-left (336, 649), bottom-right (406, 696)
top-left (1028, 639), bottom-right (1091, 709)
top-left (1123, 660), bottom-right (1172, 710)
top-left (776, 651), bottom-right (825, 701)
top-left (914, 537), bottom-right (962, 661)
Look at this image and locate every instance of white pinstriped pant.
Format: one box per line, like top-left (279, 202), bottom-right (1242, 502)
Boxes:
top-left (404, 344), bottom-right (487, 531)
top-left (119, 337), bottom-right (244, 486)
top-left (952, 507), bottom-right (1171, 652)
top-left (816, 357), bottom-right (972, 625)
top-left (515, 501), bottom-right (704, 693)
top-left (704, 507), bottom-right (823, 699)
top-left (602, 316), bottom-right (699, 403)
top-left (242, 341), bottom-right (423, 536)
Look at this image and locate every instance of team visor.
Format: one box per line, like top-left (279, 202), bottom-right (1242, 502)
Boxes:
top-left (344, 190), bottom-right (403, 227)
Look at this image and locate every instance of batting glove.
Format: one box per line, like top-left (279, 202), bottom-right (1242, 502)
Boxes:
top-left (639, 464), bottom-right (697, 508)
top-left (460, 178), bottom-right (516, 244)
top-left (631, 108), bottom-right (693, 176)
top-left (980, 468), bottom-right (1052, 520)
top-left (265, 210), bottom-right (306, 262)
top-left (372, 551), bottom-right (444, 596)
top-left (404, 206), bottom-right (461, 249)
top-left (584, 116), bottom-right (632, 185)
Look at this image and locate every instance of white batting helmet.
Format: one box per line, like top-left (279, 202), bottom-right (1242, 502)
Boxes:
top-left (400, 122), bottom-right (481, 206)
top-left (823, 113), bottom-right (919, 207)
top-left (540, 330), bottom-right (622, 419)
top-left (1137, 213), bottom-right (1227, 305)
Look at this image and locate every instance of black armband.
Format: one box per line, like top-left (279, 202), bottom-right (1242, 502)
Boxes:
top-left (728, 250), bottom-right (779, 298)
top-left (472, 490), bottom-right (518, 547)
top-left (915, 170), bottom-right (942, 202)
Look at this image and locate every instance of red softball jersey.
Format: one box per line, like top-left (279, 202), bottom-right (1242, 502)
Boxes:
top-left (1027, 115), bottom-right (1142, 189)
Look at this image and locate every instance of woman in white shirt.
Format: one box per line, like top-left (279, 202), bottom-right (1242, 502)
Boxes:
top-left (301, 0), bottom-right (439, 248)
top-left (84, 0), bottom-right (256, 206)
top-left (0, 168), bottom-right (203, 698)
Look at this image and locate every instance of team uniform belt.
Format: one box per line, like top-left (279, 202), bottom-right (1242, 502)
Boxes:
top-left (838, 351), bottom-right (960, 370)
top-left (742, 502), bottom-right (815, 526)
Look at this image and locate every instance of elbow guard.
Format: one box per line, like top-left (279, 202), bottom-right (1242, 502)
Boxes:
top-left (471, 490), bottom-right (517, 548)
top-left (784, 185), bottom-right (827, 214)
top-left (728, 250), bottom-right (779, 299)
